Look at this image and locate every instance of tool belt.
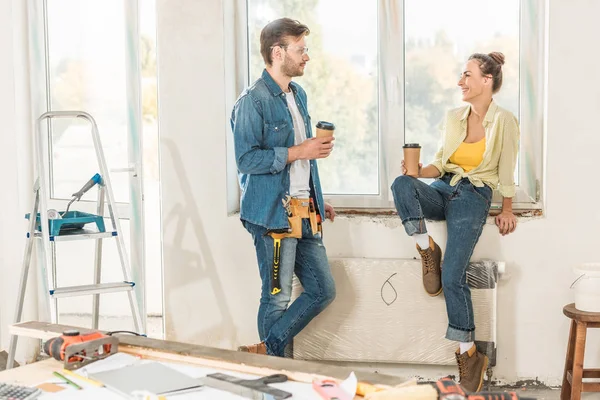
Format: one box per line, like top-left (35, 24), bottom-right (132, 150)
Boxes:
top-left (269, 198), bottom-right (321, 240)
top-left (268, 197), bottom-right (322, 295)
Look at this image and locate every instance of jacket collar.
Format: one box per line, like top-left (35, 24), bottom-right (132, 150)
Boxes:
top-left (261, 69), bottom-right (297, 97)
top-left (460, 99), bottom-right (498, 124)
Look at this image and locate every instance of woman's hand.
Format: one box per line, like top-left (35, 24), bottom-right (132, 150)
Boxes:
top-left (495, 210), bottom-right (517, 236)
top-left (324, 202), bottom-right (336, 222)
top-left (401, 160), bottom-right (422, 177)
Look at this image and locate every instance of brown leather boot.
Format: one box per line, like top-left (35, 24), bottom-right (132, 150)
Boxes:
top-left (455, 344), bottom-right (489, 392)
top-left (416, 236), bottom-right (442, 296)
top-left (237, 342), bottom-right (267, 355)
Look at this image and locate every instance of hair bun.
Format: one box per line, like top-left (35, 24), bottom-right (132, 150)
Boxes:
top-left (488, 52), bottom-right (505, 66)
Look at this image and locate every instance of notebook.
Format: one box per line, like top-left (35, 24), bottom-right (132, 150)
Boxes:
top-left (88, 362), bottom-right (203, 397)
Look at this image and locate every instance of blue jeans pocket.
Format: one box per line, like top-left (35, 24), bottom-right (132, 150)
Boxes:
top-left (470, 184), bottom-right (492, 205)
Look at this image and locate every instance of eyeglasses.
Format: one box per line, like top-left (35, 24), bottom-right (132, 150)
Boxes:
top-left (271, 44), bottom-right (309, 56)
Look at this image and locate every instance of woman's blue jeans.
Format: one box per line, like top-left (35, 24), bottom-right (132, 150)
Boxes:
top-left (391, 174), bottom-right (492, 342)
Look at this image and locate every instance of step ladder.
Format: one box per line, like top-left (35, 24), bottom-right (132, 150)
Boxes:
top-left (6, 111), bottom-right (145, 369)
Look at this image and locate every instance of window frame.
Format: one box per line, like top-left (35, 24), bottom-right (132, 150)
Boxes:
top-left (229, 0), bottom-right (545, 213)
top-left (29, 0), bottom-right (150, 330)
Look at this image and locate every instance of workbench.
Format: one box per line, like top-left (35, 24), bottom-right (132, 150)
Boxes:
top-left (0, 321), bottom-right (409, 399)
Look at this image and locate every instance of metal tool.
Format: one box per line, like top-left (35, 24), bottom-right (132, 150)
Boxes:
top-left (63, 173), bottom-right (102, 215)
top-left (62, 335), bottom-right (118, 370)
top-left (199, 373), bottom-right (291, 399)
top-left (271, 237), bottom-right (282, 295)
top-left (43, 329), bottom-right (119, 370)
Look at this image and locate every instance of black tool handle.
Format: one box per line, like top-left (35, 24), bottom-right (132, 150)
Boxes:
top-left (258, 374), bottom-right (288, 384)
top-left (270, 238), bottom-right (282, 295)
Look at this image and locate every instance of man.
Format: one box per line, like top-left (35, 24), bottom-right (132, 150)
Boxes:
top-left (230, 18), bottom-right (336, 357)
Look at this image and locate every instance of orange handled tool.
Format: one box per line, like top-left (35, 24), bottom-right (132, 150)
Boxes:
top-left (43, 330), bottom-right (112, 363)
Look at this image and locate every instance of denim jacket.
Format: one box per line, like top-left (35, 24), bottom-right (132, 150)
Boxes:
top-left (230, 69), bottom-right (326, 230)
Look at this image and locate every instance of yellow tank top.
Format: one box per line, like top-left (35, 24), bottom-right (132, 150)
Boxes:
top-left (449, 138), bottom-right (486, 172)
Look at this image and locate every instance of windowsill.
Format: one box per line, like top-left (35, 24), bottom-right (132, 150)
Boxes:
top-left (334, 206), bottom-right (543, 219)
top-left (228, 206), bottom-right (544, 219)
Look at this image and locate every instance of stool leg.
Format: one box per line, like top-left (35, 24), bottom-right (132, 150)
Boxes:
top-left (571, 321), bottom-right (587, 400)
top-left (561, 320), bottom-right (577, 400)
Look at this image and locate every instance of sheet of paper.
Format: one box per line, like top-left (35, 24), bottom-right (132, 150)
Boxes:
top-left (76, 353), bottom-right (143, 377)
top-left (340, 371), bottom-right (358, 397)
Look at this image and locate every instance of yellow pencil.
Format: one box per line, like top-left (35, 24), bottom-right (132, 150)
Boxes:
top-left (61, 368), bottom-right (104, 388)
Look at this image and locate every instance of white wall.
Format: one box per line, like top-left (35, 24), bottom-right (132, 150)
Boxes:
top-left (157, 0), bottom-right (600, 385)
top-left (0, 0), bottom-right (38, 363)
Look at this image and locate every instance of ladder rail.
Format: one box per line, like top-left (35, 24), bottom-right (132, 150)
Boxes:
top-left (92, 186), bottom-right (105, 330)
top-left (34, 115), bottom-right (55, 324)
top-left (88, 115), bottom-right (142, 333)
top-left (6, 190), bottom-right (40, 369)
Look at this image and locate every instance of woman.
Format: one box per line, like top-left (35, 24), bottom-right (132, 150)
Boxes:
top-left (391, 52), bottom-right (519, 392)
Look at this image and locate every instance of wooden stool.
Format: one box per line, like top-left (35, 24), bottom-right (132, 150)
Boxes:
top-left (561, 303), bottom-right (600, 400)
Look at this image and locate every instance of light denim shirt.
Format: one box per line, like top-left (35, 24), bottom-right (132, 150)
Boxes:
top-left (230, 69), bottom-right (326, 230)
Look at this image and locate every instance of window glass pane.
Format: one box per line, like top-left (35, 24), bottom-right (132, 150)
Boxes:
top-left (404, 0), bottom-right (520, 182)
top-left (247, 0), bottom-right (379, 195)
top-left (47, 0), bottom-right (130, 202)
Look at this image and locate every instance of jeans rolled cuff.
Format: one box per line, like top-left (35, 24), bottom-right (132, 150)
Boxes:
top-left (265, 337), bottom-right (282, 357)
top-left (402, 218), bottom-right (427, 236)
top-left (445, 325), bottom-right (475, 342)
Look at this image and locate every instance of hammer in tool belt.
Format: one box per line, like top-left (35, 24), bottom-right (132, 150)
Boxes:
top-left (268, 197), bottom-right (293, 295)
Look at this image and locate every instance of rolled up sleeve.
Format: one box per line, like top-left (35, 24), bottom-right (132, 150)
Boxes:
top-left (231, 95), bottom-right (288, 175)
top-left (431, 145), bottom-right (445, 177)
top-left (497, 115), bottom-right (520, 198)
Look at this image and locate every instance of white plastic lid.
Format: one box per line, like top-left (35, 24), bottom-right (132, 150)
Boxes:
top-left (573, 263), bottom-right (600, 277)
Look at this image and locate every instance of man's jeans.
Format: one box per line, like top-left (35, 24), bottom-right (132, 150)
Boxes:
top-left (391, 174), bottom-right (492, 342)
top-left (243, 219), bottom-right (336, 356)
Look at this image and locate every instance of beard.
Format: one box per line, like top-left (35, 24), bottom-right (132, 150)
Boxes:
top-left (281, 56), bottom-right (305, 77)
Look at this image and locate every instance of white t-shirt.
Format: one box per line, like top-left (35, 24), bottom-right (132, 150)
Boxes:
top-left (285, 91), bottom-right (311, 198)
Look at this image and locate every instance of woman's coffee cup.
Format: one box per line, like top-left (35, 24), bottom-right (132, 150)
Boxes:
top-left (403, 143), bottom-right (421, 176)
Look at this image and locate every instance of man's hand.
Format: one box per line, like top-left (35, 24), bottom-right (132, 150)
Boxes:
top-left (324, 202), bottom-right (336, 222)
top-left (288, 137), bottom-right (334, 163)
top-left (495, 210), bottom-right (517, 236)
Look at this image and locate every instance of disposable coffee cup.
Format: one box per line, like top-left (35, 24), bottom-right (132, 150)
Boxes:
top-left (316, 121), bottom-right (335, 139)
top-left (403, 143), bottom-right (421, 176)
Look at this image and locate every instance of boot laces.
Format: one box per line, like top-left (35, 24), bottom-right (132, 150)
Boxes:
top-left (456, 353), bottom-right (469, 380)
top-left (421, 248), bottom-right (435, 272)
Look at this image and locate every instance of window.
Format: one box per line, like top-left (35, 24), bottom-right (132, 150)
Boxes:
top-left (31, 0), bottom-right (163, 335)
top-left (238, 0), bottom-right (545, 210)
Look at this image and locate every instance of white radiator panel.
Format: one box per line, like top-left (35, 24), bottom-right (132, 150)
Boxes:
top-left (292, 258), bottom-right (499, 366)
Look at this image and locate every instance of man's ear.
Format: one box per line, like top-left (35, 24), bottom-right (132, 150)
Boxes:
top-left (272, 46), bottom-right (282, 63)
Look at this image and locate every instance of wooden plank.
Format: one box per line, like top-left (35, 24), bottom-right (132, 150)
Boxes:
top-left (10, 321), bottom-right (406, 390)
top-left (582, 382), bottom-right (600, 392)
top-left (583, 369), bottom-right (600, 379)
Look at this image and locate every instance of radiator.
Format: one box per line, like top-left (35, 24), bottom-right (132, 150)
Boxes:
top-left (292, 258), bottom-right (502, 366)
